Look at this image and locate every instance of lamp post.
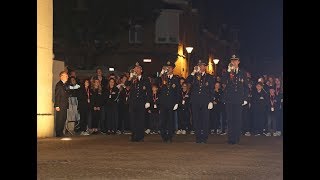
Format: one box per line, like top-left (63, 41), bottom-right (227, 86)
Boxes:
top-left (213, 59), bottom-right (220, 76)
top-left (186, 47), bottom-right (193, 74)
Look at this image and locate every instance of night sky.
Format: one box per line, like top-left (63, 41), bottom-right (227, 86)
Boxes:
top-left (195, 0), bottom-right (283, 74)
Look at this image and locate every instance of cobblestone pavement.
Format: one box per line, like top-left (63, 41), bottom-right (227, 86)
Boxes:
top-left (38, 134), bottom-right (283, 179)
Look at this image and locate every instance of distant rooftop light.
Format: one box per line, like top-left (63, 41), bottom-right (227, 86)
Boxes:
top-left (143, 59), bottom-right (152, 63)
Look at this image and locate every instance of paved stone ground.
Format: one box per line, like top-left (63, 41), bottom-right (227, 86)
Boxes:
top-left (37, 134), bottom-right (283, 179)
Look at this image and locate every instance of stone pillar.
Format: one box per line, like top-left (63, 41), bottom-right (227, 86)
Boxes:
top-left (37, 0), bottom-right (54, 138)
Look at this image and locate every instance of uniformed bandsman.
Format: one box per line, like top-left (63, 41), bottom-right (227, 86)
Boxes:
top-left (157, 60), bottom-right (180, 142)
top-left (221, 55), bottom-right (249, 144)
top-left (186, 60), bottom-right (215, 143)
top-left (127, 62), bottom-right (152, 142)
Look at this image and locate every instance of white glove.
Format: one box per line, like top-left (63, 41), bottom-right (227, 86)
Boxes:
top-left (145, 103), bottom-right (150, 109)
top-left (191, 66), bottom-right (199, 75)
top-left (242, 101), bottom-right (248, 106)
top-left (227, 65), bottom-right (232, 72)
top-left (173, 104), bottom-right (178, 110)
top-left (208, 102), bottom-right (213, 110)
top-left (227, 63), bottom-right (235, 72)
top-left (160, 69), bottom-right (165, 76)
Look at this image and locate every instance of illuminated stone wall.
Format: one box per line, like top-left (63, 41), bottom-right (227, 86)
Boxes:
top-left (37, 0), bottom-right (54, 138)
top-left (174, 43), bottom-right (188, 78)
top-left (207, 54), bottom-right (214, 75)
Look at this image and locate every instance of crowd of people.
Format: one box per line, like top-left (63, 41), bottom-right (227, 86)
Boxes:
top-left (54, 55), bottom-right (283, 144)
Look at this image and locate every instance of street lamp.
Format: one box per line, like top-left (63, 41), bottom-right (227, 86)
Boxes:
top-left (213, 59), bottom-right (220, 76)
top-left (186, 47), bottom-right (193, 74)
top-left (186, 47), bottom-right (193, 54)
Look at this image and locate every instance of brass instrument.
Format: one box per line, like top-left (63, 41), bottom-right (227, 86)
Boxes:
top-left (193, 66), bottom-right (201, 80)
top-left (194, 66), bottom-right (200, 72)
top-left (161, 66), bottom-right (168, 85)
top-left (228, 62), bottom-right (234, 70)
top-left (161, 67), bottom-right (169, 85)
top-left (130, 68), bottom-right (137, 81)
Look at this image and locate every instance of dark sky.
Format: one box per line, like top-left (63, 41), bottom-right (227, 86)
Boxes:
top-left (198, 0), bottom-right (283, 59)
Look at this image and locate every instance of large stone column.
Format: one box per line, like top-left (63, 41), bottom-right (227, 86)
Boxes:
top-left (37, 0), bottom-right (54, 138)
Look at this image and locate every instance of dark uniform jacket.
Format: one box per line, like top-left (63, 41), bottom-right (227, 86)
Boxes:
top-left (127, 75), bottom-right (151, 104)
top-left (157, 74), bottom-right (180, 106)
top-left (221, 68), bottom-right (249, 104)
top-left (186, 72), bottom-right (215, 104)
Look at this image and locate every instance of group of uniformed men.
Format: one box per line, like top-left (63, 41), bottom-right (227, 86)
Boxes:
top-left (125, 55), bottom-right (248, 144)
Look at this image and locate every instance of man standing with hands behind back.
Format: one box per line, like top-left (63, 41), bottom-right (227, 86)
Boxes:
top-left (54, 71), bottom-right (69, 137)
top-left (221, 55), bottom-right (249, 144)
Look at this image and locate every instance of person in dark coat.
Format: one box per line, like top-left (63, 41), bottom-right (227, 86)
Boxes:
top-left (77, 79), bottom-right (92, 136)
top-left (105, 78), bottom-right (120, 135)
top-left (157, 60), bottom-right (180, 142)
top-left (186, 60), bottom-right (215, 143)
top-left (221, 55), bottom-right (249, 144)
top-left (177, 82), bottom-right (191, 135)
top-left (147, 84), bottom-right (160, 134)
top-left (275, 77), bottom-right (283, 136)
top-left (251, 82), bottom-right (268, 136)
top-left (54, 71), bottom-right (69, 137)
top-left (265, 88), bottom-right (281, 136)
top-left (242, 78), bottom-right (253, 136)
top-left (127, 62), bottom-right (152, 142)
top-left (118, 81), bottom-right (131, 134)
top-left (209, 82), bottom-right (224, 134)
top-left (90, 79), bottom-right (104, 134)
